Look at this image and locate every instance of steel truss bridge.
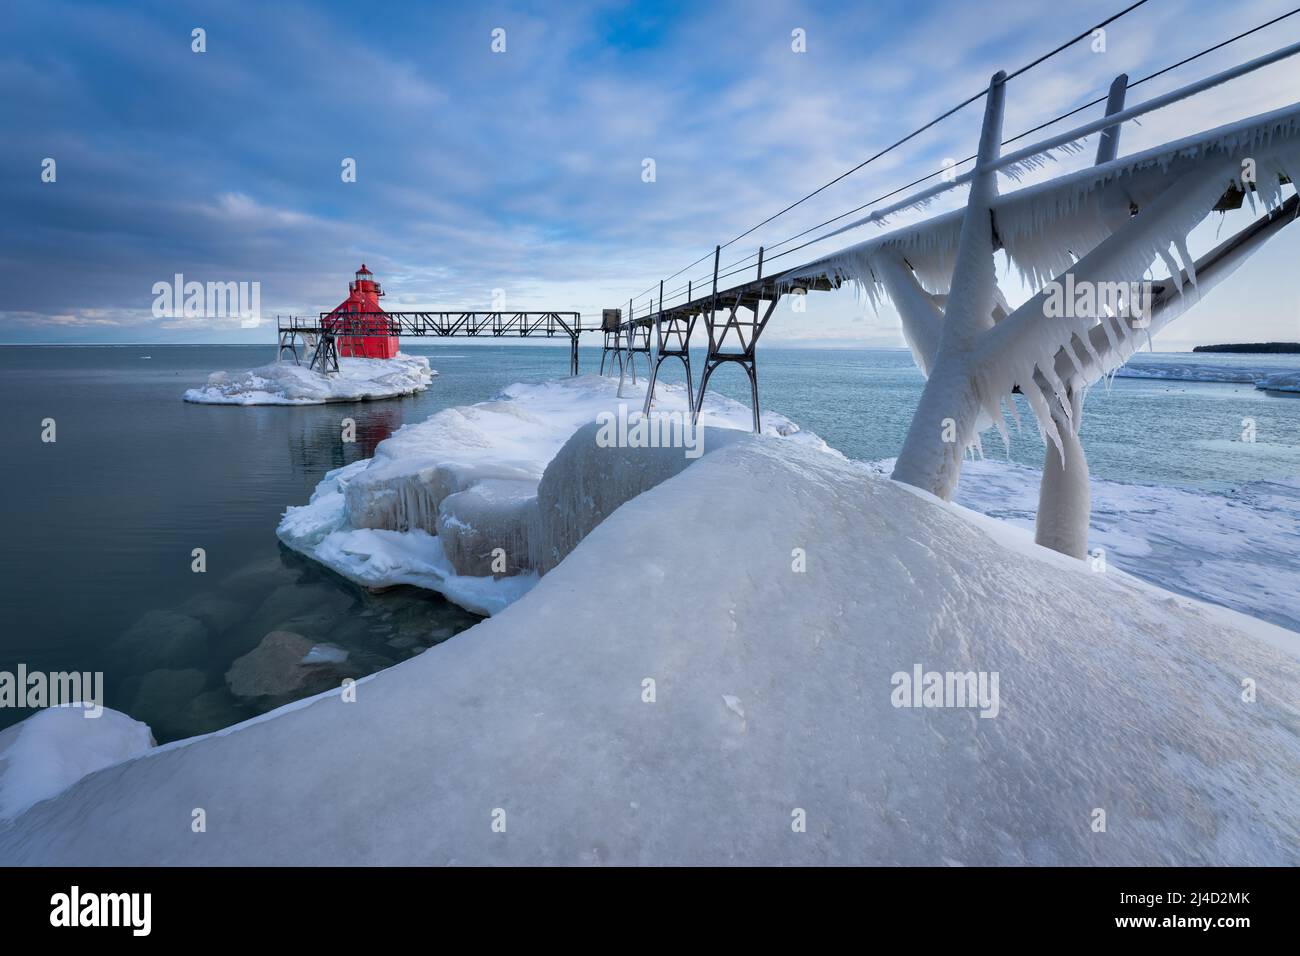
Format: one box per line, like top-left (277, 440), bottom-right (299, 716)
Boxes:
top-left (277, 311), bottom-right (587, 375)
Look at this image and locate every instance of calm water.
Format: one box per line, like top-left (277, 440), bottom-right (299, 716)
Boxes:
top-left (1, 344), bottom-right (1298, 741)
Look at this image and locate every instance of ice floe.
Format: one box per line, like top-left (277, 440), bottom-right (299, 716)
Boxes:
top-left (1114, 358), bottom-right (1300, 392)
top-left (183, 354), bottom-right (434, 405)
top-left (1257, 370), bottom-right (1300, 393)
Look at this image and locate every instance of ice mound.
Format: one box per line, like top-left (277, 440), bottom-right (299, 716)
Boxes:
top-left (0, 707), bottom-right (154, 822)
top-left (3, 435), bottom-right (1296, 864)
top-left (278, 375), bottom-right (826, 614)
top-left (1258, 370), bottom-right (1300, 393)
top-left (183, 354), bottom-right (434, 405)
top-left (530, 421), bottom-right (748, 574)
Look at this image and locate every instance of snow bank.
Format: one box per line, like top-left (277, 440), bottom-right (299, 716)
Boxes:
top-left (183, 354), bottom-right (434, 405)
top-left (2, 435), bottom-right (1296, 864)
top-left (0, 708), bottom-right (154, 822)
top-left (278, 374), bottom-right (824, 614)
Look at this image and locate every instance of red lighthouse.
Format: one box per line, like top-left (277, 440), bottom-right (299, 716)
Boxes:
top-left (325, 264), bottom-right (398, 359)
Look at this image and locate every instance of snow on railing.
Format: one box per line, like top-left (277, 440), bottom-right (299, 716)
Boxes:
top-left (822, 38), bottom-right (1300, 240)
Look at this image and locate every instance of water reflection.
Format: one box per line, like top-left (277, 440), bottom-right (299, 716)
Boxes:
top-left (286, 402), bottom-right (403, 478)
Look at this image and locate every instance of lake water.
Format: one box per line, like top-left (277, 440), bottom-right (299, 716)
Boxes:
top-left (2, 343), bottom-right (1297, 741)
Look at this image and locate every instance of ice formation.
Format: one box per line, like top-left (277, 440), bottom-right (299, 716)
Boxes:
top-left (778, 105), bottom-right (1300, 466)
top-left (1258, 370), bottom-right (1300, 393)
top-left (2, 434), bottom-right (1296, 864)
top-left (278, 375), bottom-right (824, 615)
top-left (1118, 360), bottom-right (1272, 384)
top-left (183, 354), bottom-right (434, 405)
top-left (794, 103), bottom-right (1300, 301)
top-left (1114, 360), bottom-right (1300, 392)
top-left (0, 707), bottom-right (154, 822)
top-left (531, 422), bottom-right (749, 574)
top-left (769, 96), bottom-right (1300, 562)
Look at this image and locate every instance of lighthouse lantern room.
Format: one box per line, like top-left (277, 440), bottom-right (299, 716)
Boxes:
top-left (324, 264), bottom-right (398, 359)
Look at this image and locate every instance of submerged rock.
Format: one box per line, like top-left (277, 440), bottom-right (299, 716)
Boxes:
top-left (226, 631), bottom-right (341, 700)
top-left (112, 610), bottom-right (208, 670)
top-left (121, 668), bottom-right (206, 739)
top-left (218, 555), bottom-right (297, 600)
top-left (177, 593), bottom-right (246, 635)
top-left (181, 689), bottom-right (245, 737)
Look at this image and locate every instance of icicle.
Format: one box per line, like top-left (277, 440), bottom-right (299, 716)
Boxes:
top-left (1022, 383), bottom-right (1066, 466)
top-left (1061, 335), bottom-right (1087, 381)
top-left (1096, 312), bottom-right (1120, 353)
top-left (1173, 235), bottom-right (1197, 287)
top-left (1157, 246), bottom-right (1184, 293)
top-left (983, 392), bottom-right (1012, 452)
top-left (1003, 393), bottom-right (1023, 433)
top-left (1040, 363), bottom-right (1074, 429)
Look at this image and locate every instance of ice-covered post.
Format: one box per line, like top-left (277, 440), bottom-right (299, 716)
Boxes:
top-left (875, 251), bottom-right (943, 377)
top-left (617, 301), bottom-right (632, 397)
top-left (892, 72), bottom-right (1006, 499)
top-left (1033, 74), bottom-right (1126, 559)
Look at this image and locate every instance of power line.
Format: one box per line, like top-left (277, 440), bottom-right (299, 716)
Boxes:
top-left (628, 0), bottom-right (1155, 305)
top-left (650, 6), bottom-right (1300, 311)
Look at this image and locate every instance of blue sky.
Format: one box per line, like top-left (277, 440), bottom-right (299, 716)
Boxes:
top-left (4, 0), bottom-right (1300, 347)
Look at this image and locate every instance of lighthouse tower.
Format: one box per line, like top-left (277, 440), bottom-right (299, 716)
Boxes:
top-left (325, 264), bottom-right (398, 359)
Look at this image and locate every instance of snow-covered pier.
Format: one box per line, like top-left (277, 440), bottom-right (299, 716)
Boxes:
top-left (604, 40), bottom-right (1300, 562)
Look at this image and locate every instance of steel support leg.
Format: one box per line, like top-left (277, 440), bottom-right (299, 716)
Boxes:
top-left (642, 352), bottom-right (693, 416)
top-left (692, 360), bottom-right (720, 426)
top-left (691, 297), bottom-right (777, 433)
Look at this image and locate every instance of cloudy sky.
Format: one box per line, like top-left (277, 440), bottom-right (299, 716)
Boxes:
top-left (4, 0), bottom-right (1300, 348)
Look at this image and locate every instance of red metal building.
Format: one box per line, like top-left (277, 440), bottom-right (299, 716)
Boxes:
top-left (324, 264), bottom-right (398, 359)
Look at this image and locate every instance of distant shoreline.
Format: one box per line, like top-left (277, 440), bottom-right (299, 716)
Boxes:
top-left (1193, 342), bottom-right (1300, 354)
